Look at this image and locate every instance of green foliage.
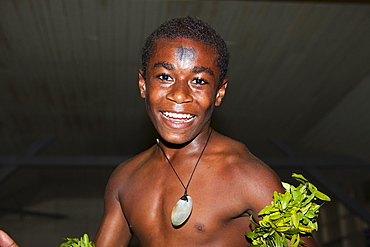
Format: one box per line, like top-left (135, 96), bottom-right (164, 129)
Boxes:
top-left (246, 173), bottom-right (331, 247)
top-left (60, 233), bottom-right (95, 247)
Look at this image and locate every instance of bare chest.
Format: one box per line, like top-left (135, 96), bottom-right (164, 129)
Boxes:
top-left (119, 163), bottom-right (251, 246)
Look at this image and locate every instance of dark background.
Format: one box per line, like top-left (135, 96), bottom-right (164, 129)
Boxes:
top-left (0, 1), bottom-right (369, 246)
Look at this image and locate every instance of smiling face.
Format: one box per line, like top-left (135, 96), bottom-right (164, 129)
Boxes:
top-left (139, 38), bottom-right (228, 145)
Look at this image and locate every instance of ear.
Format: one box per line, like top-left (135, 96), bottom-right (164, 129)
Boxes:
top-left (138, 69), bottom-right (146, 99)
top-left (215, 79), bottom-right (228, 106)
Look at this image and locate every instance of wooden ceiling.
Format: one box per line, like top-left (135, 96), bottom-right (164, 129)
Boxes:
top-left (0, 1), bottom-right (369, 190)
top-left (1, 1), bottom-right (369, 158)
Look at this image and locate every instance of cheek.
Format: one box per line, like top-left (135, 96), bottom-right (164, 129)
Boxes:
top-left (197, 94), bottom-right (217, 113)
top-left (145, 85), bottom-right (162, 103)
top-left (144, 87), bottom-right (167, 116)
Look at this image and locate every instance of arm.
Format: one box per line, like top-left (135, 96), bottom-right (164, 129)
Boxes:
top-left (0, 230), bottom-right (19, 247)
top-left (300, 236), bottom-right (319, 247)
top-left (94, 173), bottom-right (132, 247)
top-left (247, 162), bottom-right (319, 247)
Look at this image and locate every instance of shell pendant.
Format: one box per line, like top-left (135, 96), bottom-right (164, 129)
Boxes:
top-left (171, 195), bottom-right (193, 226)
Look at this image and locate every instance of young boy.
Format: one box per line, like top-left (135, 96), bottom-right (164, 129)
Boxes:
top-left (93, 17), bottom-right (318, 246)
top-left (0, 17), bottom-right (318, 247)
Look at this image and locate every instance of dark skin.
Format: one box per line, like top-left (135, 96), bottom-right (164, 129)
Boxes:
top-left (93, 39), bottom-right (318, 247)
top-left (0, 38), bottom-right (318, 247)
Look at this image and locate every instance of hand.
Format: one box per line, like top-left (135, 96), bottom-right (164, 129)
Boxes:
top-left (0, 230), bottom-right (19, 247)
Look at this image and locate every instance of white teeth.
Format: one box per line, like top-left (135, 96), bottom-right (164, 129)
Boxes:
top-left (162, 112), bottom-right (194, 120)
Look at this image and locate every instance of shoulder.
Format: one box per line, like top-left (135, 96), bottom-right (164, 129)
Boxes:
top-left (106, 146), bottom-right (156, 194)
top-left (211, 132), bottom-right (284, 212)
top-left (209, 132), bottom-right (267, 170)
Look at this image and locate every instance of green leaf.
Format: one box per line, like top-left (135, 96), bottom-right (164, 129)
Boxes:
top-left (305, 210), bottom-right (317, 219)
top-left (291, 234), bottom-right (300, 247)
top-left (273, 191), bottom-right (281, 204)
top-left (298, 225), bottom-right (314, 233)
top-left (315, 190), bottom-right (331, 201)
top-left (291, 189), bottom-right (301, 200)
top-left (259, 204), bottom-right (275, 215)
top-left (245, 231), bottom-right (255, 238)
top-left (291, 211), bottom-right (299, 228)
top-left (275, 226), bottom-right (291, 232)
top-left (282, 182), bottom-right (291, 192)
top-left (281, 192), bottom-right (292, 210)
top-left (300, 202), bottom-right (312, 214)
top-left (272, 232), bottom-right (283, 247)
top-left (284, 228), bottom-right (301, 235)
top-left (292, 173), bottom-right (308, 183)
top-left (269, 212), bottom-right (282, 220)
top-left (302, 192), bottom-right (316, 206)
top-left (308, 183), bottom-right (318, 194)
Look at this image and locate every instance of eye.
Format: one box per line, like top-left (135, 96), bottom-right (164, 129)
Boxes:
top-left (192, 78), bottom-right (208, 85)
top-left (157, 73), bottom-right (172, 81)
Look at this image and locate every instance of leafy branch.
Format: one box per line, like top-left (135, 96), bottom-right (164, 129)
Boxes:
top-left (246, 173), bottom-right (331, 247)
top-left (60, 233), bottom-right (95, 247)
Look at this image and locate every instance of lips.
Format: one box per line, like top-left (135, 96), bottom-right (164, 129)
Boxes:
top-left (161, 111), bottom-right (196, 123)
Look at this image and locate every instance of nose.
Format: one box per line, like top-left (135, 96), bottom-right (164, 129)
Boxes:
top-left (166, 81), bottom-right (193, 104)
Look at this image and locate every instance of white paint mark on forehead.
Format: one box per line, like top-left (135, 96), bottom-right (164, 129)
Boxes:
top-left (176, 47), bottom-right (196, 61)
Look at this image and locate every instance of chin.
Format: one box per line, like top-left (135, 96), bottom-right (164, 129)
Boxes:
top-left (160, 135), bottom-right (190, 145)
top-left (157, 130), bottom-right (195, 146)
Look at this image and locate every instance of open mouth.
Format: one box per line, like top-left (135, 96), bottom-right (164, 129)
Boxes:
top-left (161, 111), bottom-right (196, 123)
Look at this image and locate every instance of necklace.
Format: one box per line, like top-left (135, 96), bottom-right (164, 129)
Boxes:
top-left (156, 129), bottom-right (213, 227)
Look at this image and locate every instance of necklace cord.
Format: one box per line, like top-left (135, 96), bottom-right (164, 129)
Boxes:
top-left (156, 129), bottom-right (213, 196)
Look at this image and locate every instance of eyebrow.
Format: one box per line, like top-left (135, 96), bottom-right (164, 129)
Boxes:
top-left (153, 62), bottom-right (175, 70)
top-left (153, 62), bottom-right (214, 77)
top-left (192, 66), bottom-right (214, 77)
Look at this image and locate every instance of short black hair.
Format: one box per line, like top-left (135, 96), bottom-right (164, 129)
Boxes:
top-left (141, 16), bottom-right (229, 85)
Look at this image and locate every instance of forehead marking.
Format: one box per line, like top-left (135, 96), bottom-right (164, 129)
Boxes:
top-left (176, 47), bottom-right (196, 61)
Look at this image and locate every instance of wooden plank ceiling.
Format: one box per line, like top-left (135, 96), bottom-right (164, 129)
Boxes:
top-left (0, 0), bottom-right (369, 163)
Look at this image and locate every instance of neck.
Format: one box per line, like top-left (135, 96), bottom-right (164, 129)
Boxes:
top-left (156, 127), bottom-right (213, 158)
